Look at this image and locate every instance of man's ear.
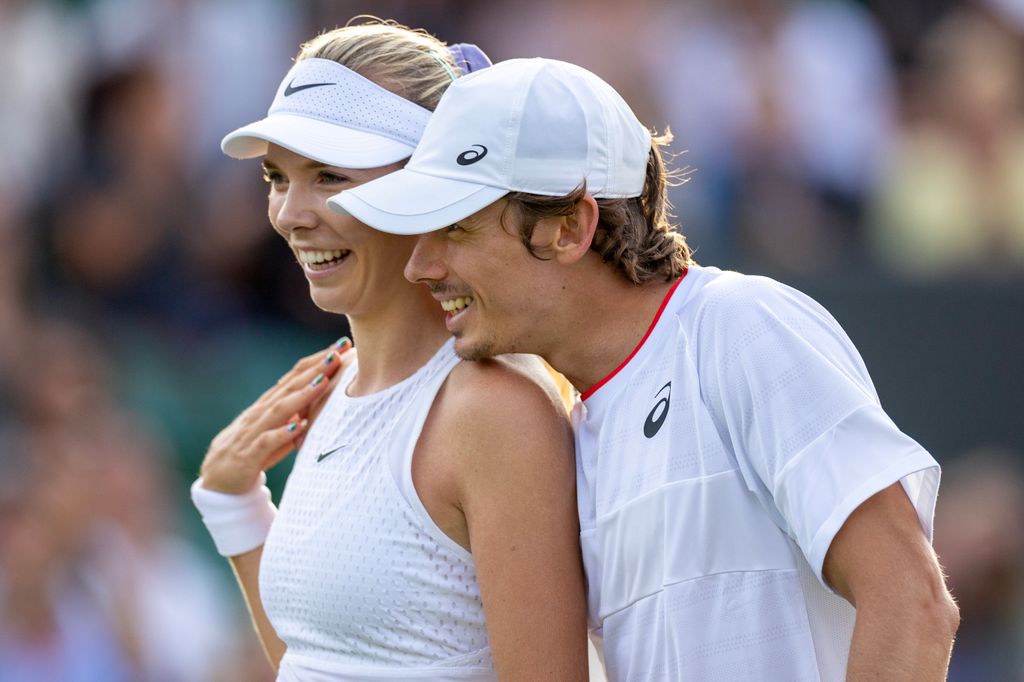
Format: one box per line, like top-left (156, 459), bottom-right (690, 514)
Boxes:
top-left (546, 194), bottom-right (599, 265)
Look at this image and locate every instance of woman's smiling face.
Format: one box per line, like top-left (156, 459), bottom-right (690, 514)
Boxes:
top-left (263, 144), bottom-right (415, 317)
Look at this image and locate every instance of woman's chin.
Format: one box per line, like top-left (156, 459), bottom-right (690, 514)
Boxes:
top-left (309, 290), bottom-right (349, 316)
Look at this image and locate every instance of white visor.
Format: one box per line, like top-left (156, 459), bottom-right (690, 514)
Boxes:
top-left (221, 58), bottom-right (432, 169)
top-left (223, 113), bottom-right (417, 169)
top-left (328, 168), bottom-right (509, 234)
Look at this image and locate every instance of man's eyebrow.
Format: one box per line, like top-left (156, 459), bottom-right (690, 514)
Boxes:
top-left (261, 158), bottom-right (333, 171)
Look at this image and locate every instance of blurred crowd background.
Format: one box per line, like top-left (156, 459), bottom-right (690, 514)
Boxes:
top-left (1, 0), bottom-right (1022, 680)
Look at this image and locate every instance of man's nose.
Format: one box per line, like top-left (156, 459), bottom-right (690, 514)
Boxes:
top-left (405, 231), bottom-right (447, 284)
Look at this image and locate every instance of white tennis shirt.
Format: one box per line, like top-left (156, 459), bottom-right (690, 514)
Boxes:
top-left (261, 338), bottom-right (496, 681)
top-left (574, 265), bottom-right (939, 681)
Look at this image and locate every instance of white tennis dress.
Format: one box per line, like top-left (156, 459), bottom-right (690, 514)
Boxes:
top-left (575, 265), bottom-right (939, 681)
top-left (261, 338), bottom-right (496, 681)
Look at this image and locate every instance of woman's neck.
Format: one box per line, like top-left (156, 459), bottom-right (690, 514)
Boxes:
top-left (345, 289), bottom-right (451, 397)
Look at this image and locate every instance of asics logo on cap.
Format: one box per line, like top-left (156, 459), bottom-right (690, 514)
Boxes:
top-left (284, 78), bottom-right (335, 97)
top-left (643, 381), bottom-right (671, 439)
top-left (456, 144), bottom-right (488, 165)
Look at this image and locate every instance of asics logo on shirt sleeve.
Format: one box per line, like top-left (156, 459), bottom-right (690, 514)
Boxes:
top-left (643, 381), bottom-right (671, 438)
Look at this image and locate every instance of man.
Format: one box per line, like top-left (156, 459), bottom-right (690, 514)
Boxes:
top-left (330, 58), bottom-right (959, 680)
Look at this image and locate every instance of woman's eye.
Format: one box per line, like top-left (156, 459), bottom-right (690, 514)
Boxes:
top-left (263, 171), bottom-right (285, 186)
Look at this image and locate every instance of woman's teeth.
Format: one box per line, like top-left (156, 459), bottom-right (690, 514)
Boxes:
top-left (300, 249), bottom-right (349, 266)
top-left (441, 296), bottom-right (474, 313)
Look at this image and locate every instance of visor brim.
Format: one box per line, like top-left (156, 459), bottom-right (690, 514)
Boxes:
top-left (221, 113), bottom-right (416, 169)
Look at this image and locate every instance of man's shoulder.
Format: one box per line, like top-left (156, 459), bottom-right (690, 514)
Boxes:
top-left (684, 267), bottom-right (794, 313)
top-left (680, 267), bottom-right (823, 334)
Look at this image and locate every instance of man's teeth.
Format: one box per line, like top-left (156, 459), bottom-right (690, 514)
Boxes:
top-left (441, 297), bottom-right (474, 313)
top-left (300, 249), bottom-right (348, 264)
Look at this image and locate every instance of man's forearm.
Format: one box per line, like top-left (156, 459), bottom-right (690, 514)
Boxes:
top-left (846, 598), bottom-right (959, 680)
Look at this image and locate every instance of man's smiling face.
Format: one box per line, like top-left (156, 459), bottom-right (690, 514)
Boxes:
top-left (403, 199), bottom-right (560, 361)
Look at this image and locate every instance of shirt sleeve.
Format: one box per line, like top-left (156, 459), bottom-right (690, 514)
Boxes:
top-left (694, 274), bottom-right (939, 588)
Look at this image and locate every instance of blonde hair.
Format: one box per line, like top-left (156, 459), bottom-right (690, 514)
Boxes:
top-left (542, 360), bottom-right (578, 414)
top-left (297, 17), bottom-right (460, 111)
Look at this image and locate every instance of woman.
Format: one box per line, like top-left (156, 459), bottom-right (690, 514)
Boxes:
top-left (190, 20), bottom-right (588, 681)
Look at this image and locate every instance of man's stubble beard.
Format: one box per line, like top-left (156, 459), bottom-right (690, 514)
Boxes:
top-left (452, 331), bottom-right (498, 362)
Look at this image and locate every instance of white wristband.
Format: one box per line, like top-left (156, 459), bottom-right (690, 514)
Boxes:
top-left (190, 472), bottom-right (277, 557)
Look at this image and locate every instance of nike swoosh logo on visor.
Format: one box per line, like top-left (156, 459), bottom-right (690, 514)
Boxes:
top-left (284, 79), bottom-right (334, 97)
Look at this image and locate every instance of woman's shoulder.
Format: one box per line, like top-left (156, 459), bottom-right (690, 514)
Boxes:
top-left (425, 355), bottom-right (573, 475)
top-left (444, 354), bottom-right (570, 422)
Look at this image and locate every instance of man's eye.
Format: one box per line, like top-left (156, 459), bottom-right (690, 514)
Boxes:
top-left (444, 223), bottom-right (463, 234)
top-left (263, 170), bottom-right (285, 185)
top-left (320, 172), bottom-right (349, 184)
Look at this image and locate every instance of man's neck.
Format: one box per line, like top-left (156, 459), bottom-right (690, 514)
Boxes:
top-left (542, 267), bottom-right (682, 397)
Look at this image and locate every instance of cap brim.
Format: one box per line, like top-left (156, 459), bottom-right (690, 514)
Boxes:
top-left (221, 113), bottom-right (416, 169)
top-left (328, 168), bottom-right (509, 235)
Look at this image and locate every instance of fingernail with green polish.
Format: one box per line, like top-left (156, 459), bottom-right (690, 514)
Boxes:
top-left (324, 352), bottom-right (336, 365)
top-left (333, 336), bottom-right (352, 350)
top-left (287, 421), bottom-right (298, 432)
top-left (311, 373), bottom-right (326, 387)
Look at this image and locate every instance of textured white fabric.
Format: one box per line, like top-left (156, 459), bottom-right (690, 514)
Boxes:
top-left (261, 338), bottom-right (495, 680)
top-left (575, 265), bottom-right (940, 681)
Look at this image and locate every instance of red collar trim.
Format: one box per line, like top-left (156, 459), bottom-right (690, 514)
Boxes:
top-left (580, 269), bottom-right (688, 402)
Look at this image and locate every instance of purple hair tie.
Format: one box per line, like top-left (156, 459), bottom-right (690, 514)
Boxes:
top-left (448, 43), bottom-right (491, 75)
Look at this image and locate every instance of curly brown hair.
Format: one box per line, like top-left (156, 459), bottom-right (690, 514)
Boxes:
top-left (501, 132), bottom-right (692, 284)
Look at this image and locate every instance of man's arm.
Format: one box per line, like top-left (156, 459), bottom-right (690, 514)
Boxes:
top-left (823, 483), bottom-right (960, 680)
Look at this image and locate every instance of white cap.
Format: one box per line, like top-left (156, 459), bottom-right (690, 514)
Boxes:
top-left (221, 58), bottom-right (432, 169)
top-left (328, 58), bottom-right (652, 234)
